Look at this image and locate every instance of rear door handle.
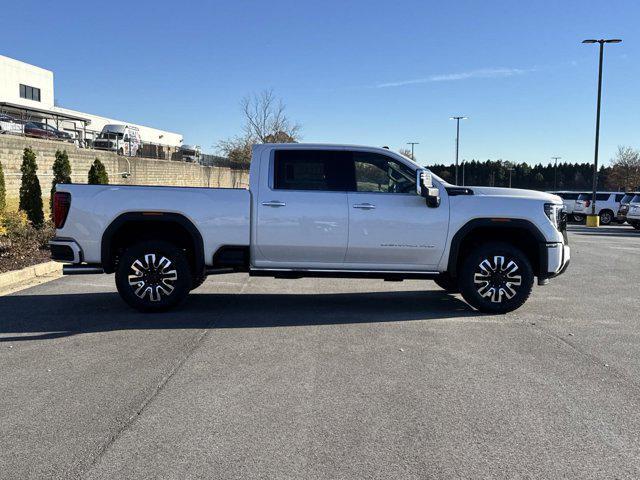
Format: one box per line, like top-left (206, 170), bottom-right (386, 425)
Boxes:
top-left (353, 203), bottom-right (376, 210)
top-left (262, 201), bottom-right (286, 207)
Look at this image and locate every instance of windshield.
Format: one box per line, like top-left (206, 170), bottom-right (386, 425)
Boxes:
top-left (99, 132), bottom-right (123, 140)
top-left (631, 195), bottom-right (640, 204)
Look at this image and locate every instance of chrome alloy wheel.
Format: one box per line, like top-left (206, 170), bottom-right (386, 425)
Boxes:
top-left (473, 255), bottom-right (522, 303)
top-left (127, 253), bottom-right (178, 302)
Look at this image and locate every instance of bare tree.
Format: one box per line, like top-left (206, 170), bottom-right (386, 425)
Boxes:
top-left (241, 89), bottom-right (301, 143)
top-left (607, 146), bottom-right (640, 190)
top-left (398, 147), bottom-right (415, 160)
top-left (217, 89), bottom-right (301, 167)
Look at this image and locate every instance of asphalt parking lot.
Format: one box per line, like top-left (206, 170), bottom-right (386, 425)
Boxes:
top-left (1, 224), bottom-right (639, 479)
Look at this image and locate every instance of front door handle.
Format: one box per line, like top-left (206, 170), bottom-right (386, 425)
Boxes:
top-left (262, 201), bottom-right (286, 207)
top-left (353, 203), bottom-right (376, 210)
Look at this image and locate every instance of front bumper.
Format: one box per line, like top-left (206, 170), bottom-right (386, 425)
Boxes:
top-left (545, 242), bottom-right (570, 278)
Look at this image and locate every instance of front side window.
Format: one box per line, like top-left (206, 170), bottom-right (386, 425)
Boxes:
top-left (273, 149), bottom-right (351, 191)
top-left (353, 152), bottom-right (416, 194)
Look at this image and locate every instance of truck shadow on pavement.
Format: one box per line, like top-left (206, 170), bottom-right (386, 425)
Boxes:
top-left (0, 290), bottom-right (476, 342)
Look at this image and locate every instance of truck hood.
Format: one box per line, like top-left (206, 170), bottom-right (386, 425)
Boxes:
top-left (468, 186), bottom-right (561, 204)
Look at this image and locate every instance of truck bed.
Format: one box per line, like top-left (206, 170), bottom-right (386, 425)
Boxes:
top-left (55, 184), bottom-right (251, 266)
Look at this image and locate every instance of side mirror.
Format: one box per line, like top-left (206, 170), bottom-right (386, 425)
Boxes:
top-left (416, 169), bottom-right (441, 208)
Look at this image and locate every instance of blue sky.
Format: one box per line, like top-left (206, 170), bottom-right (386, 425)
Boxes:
top-left (4, 0), bottom-right (638, 166)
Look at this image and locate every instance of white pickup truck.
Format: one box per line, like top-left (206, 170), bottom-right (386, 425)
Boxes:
top-left (50, 144), bottom-right (570, 314)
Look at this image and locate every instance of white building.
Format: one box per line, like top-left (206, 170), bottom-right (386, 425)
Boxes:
top-left (0, 55), bottom-right (183, 147)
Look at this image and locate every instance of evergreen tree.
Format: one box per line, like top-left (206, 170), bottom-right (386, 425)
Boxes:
top-left (19, 147), bottom-right (44, 227)
top-left (0, 161), bottom-right (6, 213)
top-left (88, 158), bottom-right (109, 184)
top-left (50, 150), bottom-right (72, 217)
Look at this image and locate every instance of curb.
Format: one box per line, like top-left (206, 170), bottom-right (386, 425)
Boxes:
top-left (0, 261), bottom-right (63, 295)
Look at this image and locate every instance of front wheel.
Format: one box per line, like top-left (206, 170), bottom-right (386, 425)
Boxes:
top-left (115, 240), bottom-right (192, 312)
top-left (459, 242), bottom-right (534, 314)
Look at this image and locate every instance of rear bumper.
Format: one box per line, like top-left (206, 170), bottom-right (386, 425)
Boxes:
top-left (49, 237), bottom-right (83, 264)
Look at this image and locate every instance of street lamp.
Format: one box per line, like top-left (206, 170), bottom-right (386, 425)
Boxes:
top-left (551, 156), bottom-right (561, 191)
top-left (582, 38), bottom-right (622, 225)
top-left (450, 116), bottom-right (467, 185)
top-left (406, 142), bottom-right (419, 160)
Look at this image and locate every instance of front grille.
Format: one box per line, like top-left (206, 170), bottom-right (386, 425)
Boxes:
top-left (559, 211), bottom-right (568, 244)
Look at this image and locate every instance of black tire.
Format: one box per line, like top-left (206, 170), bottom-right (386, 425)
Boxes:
top-left (632, 222), bottom-right (640, 231)
top-left (433, 273), bottom-right (459, 293)
top-left (572, 214), bottom-right (585, 223)
top-left (115, 240), bottom-right (192, 312)
top-left (459, 242), bottom-right (534, 314)
top-left (599, 210), bottom-right (614, 225)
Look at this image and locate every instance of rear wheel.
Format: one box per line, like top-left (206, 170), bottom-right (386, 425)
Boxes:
top-left (433, 273), bottom-right (459, 293)
top-left (632, 222), bottom-right (640, 231)
top-left (115, 240), bottom-right (191, 312)
top-left (459, 242), bottom-right (534, 314)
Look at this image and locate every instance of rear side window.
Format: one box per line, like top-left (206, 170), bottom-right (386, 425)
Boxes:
top-left (273, 150), bottom-right (352, 191)
top-left (596, 193), bottom-right (610, 201)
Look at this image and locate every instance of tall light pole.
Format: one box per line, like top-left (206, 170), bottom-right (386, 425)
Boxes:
top-left (450, 116), bottom-right (467, 185)
top-left (551, 156), bottom-right (561, 191)
top-left (582, 38), bottom-right (622, 223)
top-left (406, 142), bottom-right (419, 160)
top-left (505, 161), bottom-right (515, 188)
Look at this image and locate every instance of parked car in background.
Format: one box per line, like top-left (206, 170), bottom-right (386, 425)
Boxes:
top-left (626, 195), bottom-right (640, 230)
top-left (549, 191), bottom-right (583, 220)
top-left (616, 192), bottom-right (640, 224)
top-left (93, 124), bottom-right (141, 156)
top-left (24, 121), bottom-right (58, 139)
top-left (179, 144), bottom-right (201, 163)
top-left (572, 192), bottom-right (626, 225)
top-left (0, 114), bottom-right (24, 135)
top-left (24, 121), bottom-right (73, 142)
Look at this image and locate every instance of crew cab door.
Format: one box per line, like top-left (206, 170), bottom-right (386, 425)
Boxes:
top-left (344, 151), bottom-right (449, 270)
top-left (253, 149), bottom-right (351, 267)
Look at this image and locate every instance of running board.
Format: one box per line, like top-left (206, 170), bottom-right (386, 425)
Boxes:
top-left (249, 268), bottom-right (439, 280)
top-left (63, 265), bottom-right (105, 275)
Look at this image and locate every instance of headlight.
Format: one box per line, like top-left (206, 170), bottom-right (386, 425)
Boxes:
top-left (544, 203), bottom-right (564, 228)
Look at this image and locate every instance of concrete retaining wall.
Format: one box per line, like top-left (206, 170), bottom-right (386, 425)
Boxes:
top-left (0, 136), bottom-right (248, 203)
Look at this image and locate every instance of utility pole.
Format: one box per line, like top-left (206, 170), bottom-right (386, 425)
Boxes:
top-left (406, 142), bottom-right (419, 160)
top-left (551, 156), bottom-right (561, 191)
top-left (450, 116), bottom-right (467, 185)
top-left (582, 38), bottom-right (622, 224)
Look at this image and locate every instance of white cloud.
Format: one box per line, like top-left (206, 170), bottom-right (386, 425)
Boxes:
top-left (375, 67), bottom-right (533, 88)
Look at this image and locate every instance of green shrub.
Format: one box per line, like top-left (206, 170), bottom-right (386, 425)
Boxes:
top-left (88, 158), bottom-right (109, 184)
top-left (0, 161), bottom-right (6, 213)
top-left (19, 148), bottom-right (44, 228)
top-left (50, 150), bottom-right (72, 217)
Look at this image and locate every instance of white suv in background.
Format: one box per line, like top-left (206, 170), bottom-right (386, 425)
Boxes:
top-left (572, 192), bottom-right (626, 225)
top-left (550, 191), bottom-right (583, 219)
top-left (626, 195), bottom-right (640, 230)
